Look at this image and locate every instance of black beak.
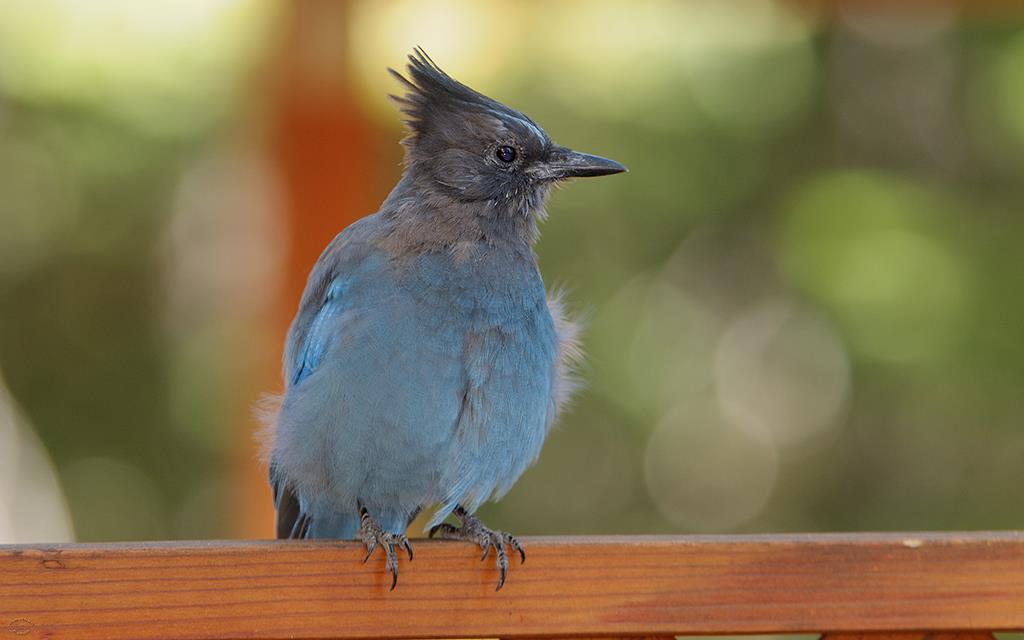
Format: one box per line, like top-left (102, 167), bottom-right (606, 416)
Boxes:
top-left (537, 146), bottom-right (627, 181)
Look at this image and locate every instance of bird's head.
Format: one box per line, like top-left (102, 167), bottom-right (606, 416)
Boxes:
top-left (389, 49), bottom-right (626, 221)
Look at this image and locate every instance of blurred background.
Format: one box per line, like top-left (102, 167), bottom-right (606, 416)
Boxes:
top-left (1, 0), bottom-right (1022, 544)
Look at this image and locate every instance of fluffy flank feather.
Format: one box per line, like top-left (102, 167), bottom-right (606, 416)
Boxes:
top-left (546, 289), bottom-right (586, 429)
top-left (253, 391), bottom-right (283, 466)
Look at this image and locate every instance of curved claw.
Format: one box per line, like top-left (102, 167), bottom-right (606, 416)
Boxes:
top-left (506, 534), bottom-right (526, 564)
top-left (398, 534), bottom-right (414, 561)
top-left (388, 550), bottom-right (398, 591)
top-left (493, 537), bottom-right (510, 591)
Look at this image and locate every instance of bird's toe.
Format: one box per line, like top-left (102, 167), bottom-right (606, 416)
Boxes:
top-left (505, 532), bottom-right (526, 564)
top-left (358, 507), bottom-right (411, 590)
top-left (437, 506), bottom-right (526, 590)
top-left (428, 522), bottom-right (460, 539)
top-left (490, 532), bottom-right (511, 591)
top-left (397, 533), bottom-right (414, 561)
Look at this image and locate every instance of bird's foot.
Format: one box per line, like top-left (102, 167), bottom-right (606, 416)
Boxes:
top-left (359, 506), bottom-right (413, 591)
top-left (429, 506), bottom-right (525, 590)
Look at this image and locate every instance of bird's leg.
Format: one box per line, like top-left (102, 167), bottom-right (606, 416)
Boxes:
top-left (358, 505), bottom-right (413, 591)
top-left (428, 505), bottom-right (525, 590)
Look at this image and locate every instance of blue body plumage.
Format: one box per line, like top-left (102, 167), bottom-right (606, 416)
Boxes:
top-left (263, 49), bottom-right (625, 589)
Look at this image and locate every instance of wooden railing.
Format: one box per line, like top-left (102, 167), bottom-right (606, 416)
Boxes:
top-left (2, 532), bottom-right (1022, 639)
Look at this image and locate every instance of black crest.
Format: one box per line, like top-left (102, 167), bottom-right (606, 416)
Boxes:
top-left (388, 48), bottom-right (525, 144)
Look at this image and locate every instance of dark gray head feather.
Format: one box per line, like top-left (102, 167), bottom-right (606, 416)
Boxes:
top-left (389, 48), bottom-right (546, 149)
top-left (382, 48), bottom-right (625, 246)
top-left (388, 49), bottom-right (552, 209)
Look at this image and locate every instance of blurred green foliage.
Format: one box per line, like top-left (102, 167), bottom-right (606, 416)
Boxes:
top-left (0, 1), bottom-right (1022, 542)
top-left (0, 0), bottom-right (278, 540)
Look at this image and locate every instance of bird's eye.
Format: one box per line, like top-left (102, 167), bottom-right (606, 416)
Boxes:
top-left (495, 145), bottom-right (517, 163)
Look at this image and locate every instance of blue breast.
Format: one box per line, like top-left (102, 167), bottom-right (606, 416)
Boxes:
top-left (404, 249), bottom-right (559, 522)
top-left (278, 238), bottom-right (558, 531)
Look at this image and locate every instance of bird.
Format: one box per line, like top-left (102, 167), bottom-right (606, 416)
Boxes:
top-left (262, 48), bottom-right (626, 591)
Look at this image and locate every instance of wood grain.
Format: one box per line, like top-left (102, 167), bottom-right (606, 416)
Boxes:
top-left (823, 630), bottom-right (999, 634)
top-left (2, 533), bottom-right (1023, 639)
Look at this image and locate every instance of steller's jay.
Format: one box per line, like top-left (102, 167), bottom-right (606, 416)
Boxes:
top-left (263, 48), bottom-right (625, 590)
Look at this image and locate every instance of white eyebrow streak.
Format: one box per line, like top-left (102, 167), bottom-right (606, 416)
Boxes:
top-left (515, 116), bottom-right (546, 143)
top-left (483, 106), bottom-right (548, 145)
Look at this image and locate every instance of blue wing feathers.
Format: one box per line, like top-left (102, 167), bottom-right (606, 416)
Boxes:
top-left (292, 278), bottom-right (349, 385)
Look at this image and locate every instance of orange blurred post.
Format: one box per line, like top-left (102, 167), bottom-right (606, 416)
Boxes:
top-left (235, 1), bottom-right (393, 538)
